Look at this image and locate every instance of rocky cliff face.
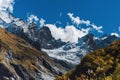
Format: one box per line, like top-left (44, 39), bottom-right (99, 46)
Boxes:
top-left (27, 25), bottom-right (66, 49)
top-left (0, 27), bottom-right (66, 80)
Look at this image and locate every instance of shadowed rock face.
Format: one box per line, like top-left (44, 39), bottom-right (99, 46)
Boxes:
top-left (10, 64), bottom-right (34, 80)
top-left (0, 63), bottom-right (13, 79)
top-left (0, 27), bottom-right (66, 80)
top-left (18, 25), bottom-right (66, 50)
top-left (27, 26), bottom-right (66, 49)
top-left (0, 62), bottom-right (36, 80)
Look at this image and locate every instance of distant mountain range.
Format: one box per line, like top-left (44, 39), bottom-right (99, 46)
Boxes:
top-left (0, 11), bottom-right (119, 70)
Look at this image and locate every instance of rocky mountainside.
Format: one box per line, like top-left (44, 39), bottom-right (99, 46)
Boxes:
top-left (27, 24), bottom-right (66, 49)
top-left (0, 11), bottom-right (66, 50)
top-left (56, 40), bottom-right (120, 80)
top-left (0, 27), bottom-right (66, 80)
top-left (42, 33), bottom-right (119, 69)
top-left (0, 11), bottom-right (119, 71)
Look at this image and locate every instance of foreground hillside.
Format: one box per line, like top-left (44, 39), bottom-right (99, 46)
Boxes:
top-left (0, 27), bottom-right (65, 80)
top-left (56, 40), bottom-right (120, 80)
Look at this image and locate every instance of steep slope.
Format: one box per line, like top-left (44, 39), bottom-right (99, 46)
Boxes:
top-left (0, 27), bottom-right (66, 80)
top-left (55, 40), bottom-right (120, 80)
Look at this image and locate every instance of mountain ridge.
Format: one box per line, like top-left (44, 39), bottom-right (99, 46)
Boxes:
top-left (0, 11), bottom-right (119, 72)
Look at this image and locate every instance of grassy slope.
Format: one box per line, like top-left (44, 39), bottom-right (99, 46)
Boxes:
top-left (0, 27), bottom-right (64, 76)
top-left (56, 40), bottom-right (120, 80)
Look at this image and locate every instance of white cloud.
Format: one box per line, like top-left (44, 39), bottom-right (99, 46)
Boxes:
top-left (91, 24), bottom-right (103, 33)
top-left (42, 13), bottom-right (104, 43)
top-left (45, 24), bottom-right (90, 43)
top-left (0, 0), bottom-right (15, 13)
top-left (40, 18), bottom-right (45, 27)
top-left (27, 14), bottom-right (39, 23)
top-left (67, 13), bottom-right (90, 26)
top-left (111, 33), bottom-right (119, 37)
top-left (0, 0), bottom-right (15, 24)
top-left (67, 13), bottom-right (81, 25)
top-left (81, 20), bottom-right (91, 26)
top-left (67, 12), bottom-right (103, 33)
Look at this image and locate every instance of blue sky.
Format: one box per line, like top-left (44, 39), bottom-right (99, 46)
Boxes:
top-left (13, 0), bottom-right (120, 34)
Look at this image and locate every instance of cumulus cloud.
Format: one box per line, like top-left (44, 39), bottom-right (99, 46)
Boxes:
top-left (0, 0), bottom-right (15, 13)
top-left (67, 13), bottom-right (90, 26)
top-left (0, 0), bottom-right (15, 26)
top-left (91, 24), bottom-right (103, 33)
top-left (42, 13), bottom-right (104, 43)
top-left (111, 33), bottom-right (119, 37)
top-left (27, 14), bottom-right (46, 28)
top-left (39, 18), bottom-right (45, 27)
top-left (45, 24), bottom-right (90, 43)
top-left (68, 13), bottom-right (80, 25)
top-left (67, 12), bottom-right (103, 33)
top-left (27, 14), bottom-right (39, 23)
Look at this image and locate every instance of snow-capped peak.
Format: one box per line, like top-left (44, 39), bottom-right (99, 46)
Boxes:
top-left (0, 11), bottom-right (29, 33)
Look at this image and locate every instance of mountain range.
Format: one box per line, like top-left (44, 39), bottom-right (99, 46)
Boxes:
top-left (0, 11), bottom-right (120, 80)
